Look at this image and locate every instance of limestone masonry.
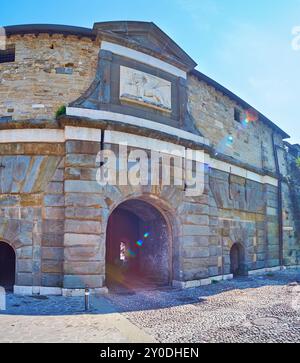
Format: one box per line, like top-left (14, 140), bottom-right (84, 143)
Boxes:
top-left (0, 21), bottom-right (299, 295)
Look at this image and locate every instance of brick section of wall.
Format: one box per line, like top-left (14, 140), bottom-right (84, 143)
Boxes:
top-left (187, 75), bottom-right (277, 173)
top-left (0, 34), bottom-right (99, 121)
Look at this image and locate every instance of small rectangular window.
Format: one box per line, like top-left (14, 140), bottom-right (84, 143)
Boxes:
top-left (0, 46), bottom-right (15, 64)
top-left (234, 108), bottom-right (241, 122)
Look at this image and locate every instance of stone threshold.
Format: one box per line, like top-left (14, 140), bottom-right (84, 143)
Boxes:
top-left (174, 265), bottom-right (300, 289)
top-left (173, 274), bottom-right (234, 289)
top-left (13, 286), bottom-right (108, 297)
top-left (248, 265), bottom-right (300, 276)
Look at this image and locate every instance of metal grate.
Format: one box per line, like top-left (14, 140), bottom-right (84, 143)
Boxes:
top-left (0, 46), bottom-right (15, 64)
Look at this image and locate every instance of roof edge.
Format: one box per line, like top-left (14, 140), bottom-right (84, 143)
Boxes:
top-left (3, 24), bottom-right (96, 39)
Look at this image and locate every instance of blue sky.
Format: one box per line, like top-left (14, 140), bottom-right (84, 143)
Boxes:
top-left (1, 0), bottom-right (300, 143)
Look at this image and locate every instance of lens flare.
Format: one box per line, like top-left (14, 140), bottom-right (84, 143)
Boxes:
top-left (246, 109), bottom-right (258, 122)
top-left (127, 248), bottom-right (136, 258)
top-left (226, 136), bottom-right (234, 147)
top-left (144, 232), bottom-right (150, 238)
top-left (136, 240), bottom-right (144, 247)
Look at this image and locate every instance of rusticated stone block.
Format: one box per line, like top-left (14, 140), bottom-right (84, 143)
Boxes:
top-left (44, 207), bottom-right (65, 220)
top-left (46, 182), bottom-right (63, 193)
top-left (44, 194), bottom-right (64, 207)
top-left (64, 180), bottom-right (102, 193)
top-left (42, 247), bottom-right (64, 260)
top-left (23, 143), bottom-right (65, 155)
top-left (182, 225), bottom-right (210, 236)
top-left (181, 236), bottom-right (209, 248)
top-left (65, 154), bottom-right (99, 168)
top-left (16, 246), bottom-right (32, 259)
top-left (20, 193), bottom-right (43, 206)
top-left (64, 245), bottom-right (104, 261)
top-left (65, 207), bottom-right (102, 220)
top-left (182, 247), bottom-right (210, 259)
top-left (18, 259), bottom-right (33, 273)
top-left (42, 220), bottom-right (64, 234)
top-left (51, 169), bottom-right (64, 182)
top-left (64, 261), bottom-right (104, 275)
top-left (66, 140), bottom-right (100, 155)
top-left (178, 202), bottom-right (209, 215)
top-left (63, 274), bottom-right (105, 289)
top-left (64, 233), bottom-right (101, 247)
top-left (41, 273), bottom-right (63, 288)
top-left (65, 193), bottom-right (105, 208)
top-left (184, 214), bottom-right (209, 225)
top-left (41, 233), bottom-right (64, 247)
top-left (0, 195), bottom-right (20, 207)
top-left (65, 220), bottom-right (101, 234)
top-left (42, 260), bottom-right (63, 274)
top-left (0, 143), bottom-right (24, 155)
top-left (16, 272), bottom-right (33, 286)
top-left (182, 267), bottom-right (209, 281)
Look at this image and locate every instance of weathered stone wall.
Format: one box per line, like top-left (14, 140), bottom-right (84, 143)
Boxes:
top-left (0, 34), bottom-right (98, 121)
top-left (208, 169), bottom-right (279, 274)
top-left (0, 135), bottom-right (294, 291)
top-left (187, 75), bottom-right (277, 172)
top-left (282, 145), bottom-right (300, 265)
top-left (0, 142), bottom-right (64, 288)
top-left (64, 139), bottom-right (106, 289)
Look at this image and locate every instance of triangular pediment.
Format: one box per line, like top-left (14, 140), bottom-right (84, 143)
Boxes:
top-left (93, 21), bottom-right (197, 72)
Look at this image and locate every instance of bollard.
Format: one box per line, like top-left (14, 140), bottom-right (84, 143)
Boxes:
top-left (85, 288), bottom-right (90, 311)
top-left (0, 287), bottom-right (6, 311)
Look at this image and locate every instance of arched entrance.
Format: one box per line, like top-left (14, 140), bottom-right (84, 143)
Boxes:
top-left (105, 199), bottom-right (172, 291)
top-left (230, 243), bottom-right (246, 277)
top-left (0, 241), bottom-right (16, 291)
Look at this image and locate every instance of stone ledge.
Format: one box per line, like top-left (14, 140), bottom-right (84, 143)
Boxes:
top-left (248, 266), bottom-right (282, 276)
top-left (173, 274), bottom-right (233, 289)
top-left (13, 285), bottom-right (109, 296)
top-left (14, 285), bottom-right (62, 296)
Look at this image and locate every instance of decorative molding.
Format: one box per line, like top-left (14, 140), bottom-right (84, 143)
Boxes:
top-left (0, 129), bottom-right (65, 143)
top-left (65, 126), bottom-right (102, 142)
top-left (0, 124), bottom-right (278, 186)
top-left (101, 41), bottom-right (187, 79)
top-left (105, 130), bottom-right (185, 157)
top-left (66, 107), bottom-right (209, 146)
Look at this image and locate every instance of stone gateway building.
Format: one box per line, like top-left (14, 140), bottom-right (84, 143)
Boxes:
top-left (0, 21), bottom-right (299, 296)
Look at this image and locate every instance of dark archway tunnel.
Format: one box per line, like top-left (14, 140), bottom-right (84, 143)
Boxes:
top-left (105, 199), bottom-right (171, 291)
top-left (0, 241), bottom-right (16, 291)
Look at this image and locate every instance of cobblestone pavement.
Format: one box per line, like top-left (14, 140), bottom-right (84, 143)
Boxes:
top-left (0, 269), bottom-right (300, 343)
top-left (107, 269), bottom-right (300, 343)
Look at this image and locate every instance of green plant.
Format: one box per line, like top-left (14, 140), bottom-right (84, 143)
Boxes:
top-left (296, 157), bottom-right (300, 169)
top-left (55, 105), bottom-right (66, 118)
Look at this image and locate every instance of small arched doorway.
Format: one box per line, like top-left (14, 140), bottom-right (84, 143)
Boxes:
top-left (105, 199), bottom-right (171, 291)
top-left (230, 243), bottom-right (246, 277)
top-left (0, 241), bottom-right (16, 291)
